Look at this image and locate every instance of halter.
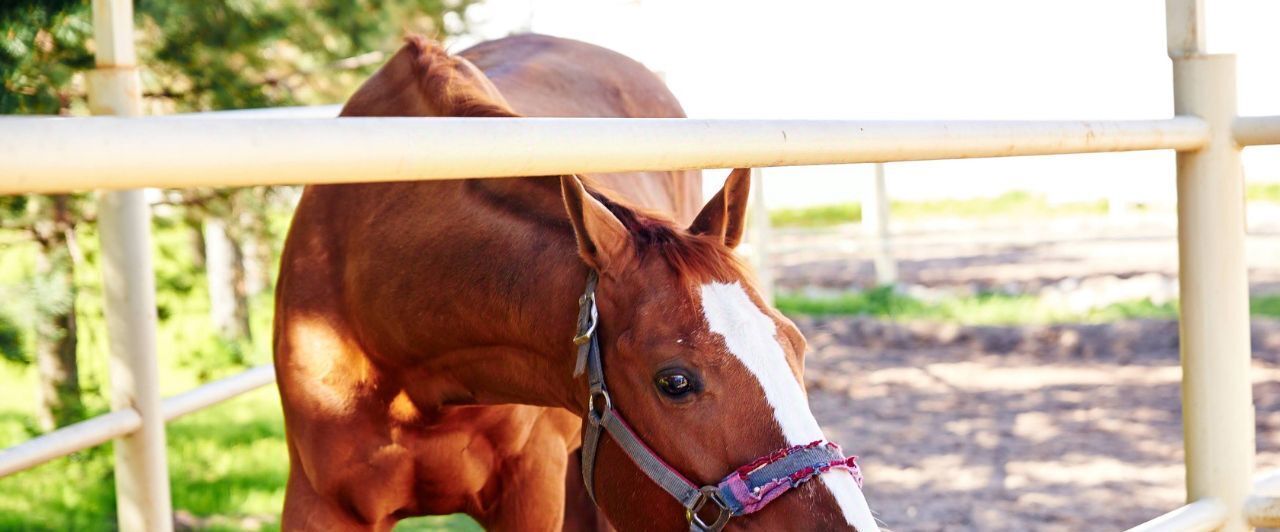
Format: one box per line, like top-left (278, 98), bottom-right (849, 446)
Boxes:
top-left (573, 271), bottom-right (864, 531)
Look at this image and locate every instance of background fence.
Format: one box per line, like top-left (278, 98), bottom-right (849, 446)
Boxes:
top-left (2, 0), bottom-right (1280, 530)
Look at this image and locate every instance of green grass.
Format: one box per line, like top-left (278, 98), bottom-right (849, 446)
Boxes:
top-left (768, 191), bottom-right (1110, 228)
top-left (768, 184), bottom-right (1280, 229)
top-left (776, 287), bottom-right (1280, 325)
top-left (1249, 182), bottom-right (1280, 203)
top-left (1253, 295), bottom-right (1280, 318)
top-left (769, 203), bottom-right (863, 227)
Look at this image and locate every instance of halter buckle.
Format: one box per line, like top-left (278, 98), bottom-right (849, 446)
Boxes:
top-left (573, 292), bottom-right (598, 346)
top-left (686, 486), bottom-right (732, 531)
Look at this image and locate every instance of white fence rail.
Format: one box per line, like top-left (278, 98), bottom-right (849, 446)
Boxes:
top-left (0, 409), bottom-right (142, 478)
top-left (1246, 469), bottom-right (1280, 527)
top-left (0, 117), bottom-right (1211, 195)
top-left (1235, 116), bottom-right (1280, 147)
top-left (1127, 499), bottom-right (1228, 532)
top-left (0, 365), bottom-right (275, 478)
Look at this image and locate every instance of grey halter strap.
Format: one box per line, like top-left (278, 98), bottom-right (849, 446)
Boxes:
top-left (573, 270), bottom-right (733, 531)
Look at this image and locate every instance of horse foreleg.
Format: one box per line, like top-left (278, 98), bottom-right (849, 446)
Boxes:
top-left (281, 460), bottom-right (387, 532)
top-left (472, 429), bottom-right (572, 531)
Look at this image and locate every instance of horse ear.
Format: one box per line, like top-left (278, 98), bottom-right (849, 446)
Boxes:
top-left (561, 176), bottom-right (633, 273)
top-left (341, 35), bottom-right (515, 118)
top-left (689, 168), bottom-right (751, 248)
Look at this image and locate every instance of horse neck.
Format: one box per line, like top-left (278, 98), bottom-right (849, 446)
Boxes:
top-left (370, 177), bottom-right (590, 413)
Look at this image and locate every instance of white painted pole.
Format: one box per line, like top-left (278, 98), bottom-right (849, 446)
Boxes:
top-left (1173, 55), bottom-right (1254, 531)
top-left (88, 1), bottom-right (174, 530)
top-left (98, 185), bottom-right (174, 532)
top-left (0, 117), bottom-right (1209, 195)
top-left (747, 168), bottom-right (774, 305)
top-left (1167, 1), bottom-right (1254, 529)
top-left (1166, 0), bottom-right (1206, 59)
top-left (863, 163), bottom-right (897, 285)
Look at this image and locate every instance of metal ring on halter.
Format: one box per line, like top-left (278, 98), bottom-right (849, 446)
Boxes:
top-left (686, 485), bottom-right (732, 531)
top-left (587, 389), bottom-right (612, 426)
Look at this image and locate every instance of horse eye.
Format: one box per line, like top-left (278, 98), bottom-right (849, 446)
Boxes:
top-left (655, 371), bottom-right (697, 398)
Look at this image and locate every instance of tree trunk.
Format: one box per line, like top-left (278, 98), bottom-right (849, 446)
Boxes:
top-left (203, 218), bottom-right (251, 342)
top-left (188, 216), bottom-right (207, 269)
top-left (33, 195), bottom-right (82, 430)
top-left (242, 234), bottom-right (273, 297)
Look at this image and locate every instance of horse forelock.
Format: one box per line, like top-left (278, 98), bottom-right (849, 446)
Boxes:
top-left (587, 188), bottom-right (749, 284)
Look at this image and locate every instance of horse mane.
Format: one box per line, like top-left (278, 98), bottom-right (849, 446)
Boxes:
top-left (586, 186), bottom-right (749, 283)
top-left (403, 35), bottom-right (518, 118)
top-left (394, 37), bottom-right (741, 283)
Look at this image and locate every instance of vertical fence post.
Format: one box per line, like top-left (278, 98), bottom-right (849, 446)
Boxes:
top-left (863, 163), bottom-right (897, 286)
top-left (1167, 1), bottom-right (1254, 530)
top-left (87, 0), bottom-right (174, 530)
top-left (748, 168), bottom-right (775, 305)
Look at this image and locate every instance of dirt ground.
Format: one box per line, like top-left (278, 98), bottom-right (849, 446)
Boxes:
top-left (802, 317), bottom-right (1280, 531)
top-left (775, 211), bottom-right (1280, 530)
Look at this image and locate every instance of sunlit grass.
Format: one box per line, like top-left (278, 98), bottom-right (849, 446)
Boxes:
top-left (768, 191), bottom-right (1111, 228)
top-left (768, 184), bottom-right (1280, 228)
top-left (770, 203), bottom-right (864, 227)
top-left (776, 287), bottom-right (1280, 325)
top-left (1248, 182), bottom-right (1280, 203)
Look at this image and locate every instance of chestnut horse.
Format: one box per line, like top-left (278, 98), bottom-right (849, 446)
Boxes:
top-left (274, 34), bottom-right (877, 531)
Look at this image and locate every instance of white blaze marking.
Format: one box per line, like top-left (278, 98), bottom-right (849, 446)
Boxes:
top-left (700, 282), bottom-right (878, 531)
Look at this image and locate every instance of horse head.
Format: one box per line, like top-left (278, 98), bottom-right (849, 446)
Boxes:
top-left (560, 170), bottom-right (879, 531)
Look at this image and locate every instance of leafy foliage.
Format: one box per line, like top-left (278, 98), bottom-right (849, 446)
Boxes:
top-left (2, 0), bottom-right (477, 115)
top-left (0, 0), bottom-right (95, 114)
top-left (0, 312), bottom-right (23, 364)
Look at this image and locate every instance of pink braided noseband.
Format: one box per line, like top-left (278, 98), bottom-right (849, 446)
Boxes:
top-left (714, 440), bottom-right (863, 516)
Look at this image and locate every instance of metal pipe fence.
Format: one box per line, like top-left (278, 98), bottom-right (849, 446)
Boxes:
top-left (0, 116), bottom-right (1212, 195)
top-left (0, 365), bottom-right (275, 478)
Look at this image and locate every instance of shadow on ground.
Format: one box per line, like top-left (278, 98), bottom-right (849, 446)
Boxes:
top-left (800, 316), bottom-right (1280, 531)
